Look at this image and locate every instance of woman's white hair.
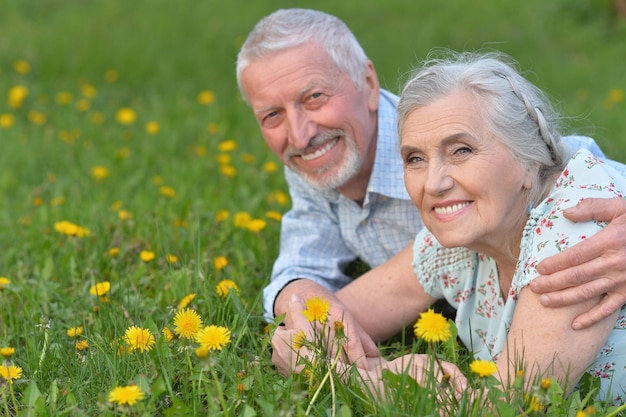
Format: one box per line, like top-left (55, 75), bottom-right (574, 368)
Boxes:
top-left (236, 8), bottom-right (369, 102)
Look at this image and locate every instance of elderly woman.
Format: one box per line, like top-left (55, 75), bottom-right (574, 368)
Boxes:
top-left (397, 50), bottom-right (626, 402)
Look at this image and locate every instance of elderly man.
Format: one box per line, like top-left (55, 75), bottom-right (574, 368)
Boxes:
top-left (236, 8), bottom-right (626, 373)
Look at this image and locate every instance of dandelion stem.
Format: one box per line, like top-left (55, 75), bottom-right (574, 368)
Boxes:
top-left (605, 403), bottom-right (626, 417)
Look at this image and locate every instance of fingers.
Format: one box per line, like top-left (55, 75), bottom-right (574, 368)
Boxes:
top-left (572, 292), bottom-right (626, 330)
top-left (562, 197), bottom-right (626, 223)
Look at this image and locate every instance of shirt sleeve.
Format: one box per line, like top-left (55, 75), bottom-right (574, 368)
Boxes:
top-left (262, 168), bottom-right (357, 321)
top-left (561, 135), bottom-right (626, 177)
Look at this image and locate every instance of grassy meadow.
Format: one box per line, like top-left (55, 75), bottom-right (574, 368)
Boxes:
top-left (1, 0), bottom-right (625, 415)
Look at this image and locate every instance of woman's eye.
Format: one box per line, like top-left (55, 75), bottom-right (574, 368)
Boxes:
top-left (454, 146), bottom-right (472, 155)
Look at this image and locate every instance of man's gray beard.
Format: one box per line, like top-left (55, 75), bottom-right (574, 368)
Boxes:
top-left (284, 131), bottom-right (362, 191)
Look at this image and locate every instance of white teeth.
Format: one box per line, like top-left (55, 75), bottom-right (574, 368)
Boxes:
top-left (433, 202), bottom-right (470, 215)
top-left (301, 138), bottom-right (338, 161)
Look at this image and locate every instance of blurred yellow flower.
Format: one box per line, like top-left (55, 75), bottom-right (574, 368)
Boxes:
top-left (80, 83), bottom-right (97, 99)
top-left (159, 185), bottom-right (176, 198)
top-left (414, 309), bottom-right (451, 343)
top-left (190, 144), bottom-right (207, 156)
top-left (173, 308), bottom-right (203, 339)
top-left (54, 220), bottom-right (91, 237)
top-left (215, 210), bottom-right (229, 222)
top-left (33, 197), bottom-right (43, 207)
top-left (241, 153), bottom-right (255, 164)
top-left (90, 165), bottom-right (109, 181)
top-left (207, 122), bottom-right (218, 134)
top-left (219, 165), bottom-right (236, 177)
top-left (116, 147), bottom-right (131, 159)
top-left (67, 327), bottom-right (84, 338)
top-left (213, 256), bottom-right (228, 270)
top-left (162, 327), bottom-right (176, 341)
top-left (111, 200), bottom-right (123, 211)
top-left (28, 110), bottom-right (46, 125)
top-left (233, 212), bottom-right (251, 228)
top-left (89, 281), bottom-right (111, 296)
top-left (8, 85), bottom-right (28, 108)
top-left (469, 359), bottom-right (498, 378)
top-left (140, 250), bottom-right (155, 262)
top-left (76, 99), bottom-right (91, 112)
top-left (247, 219), bottom-right (266, 233)
top-left (0, 347), bottom-right (15, 358)
top-left (216, 279), bottom-right (239, 299)
top-left (118, 210), bottom-right (132, 220)
top-left (608, 88), bottom-right (624, 103)
top-left (124, 326), bottom-right (155, 353)
top-left (51, 196), bottom-right (65, 206)
top-left (116, 107), bottom-right (137, 125)
top-left (197, 89), bottom-right (215, 105)
top-left (195, 345), bottom-right (210, 359)
top-left (108, 385), bottom-right (145, 406)
top-left (218, 139), bottom-right (237, 152)
top-left (217, 154), bottom-right (231, 165)
top-left (302, 296), bottom-right (330, 323)
top-left (266, 211), bottom-right (282, 222)
top-left (55, 91), bottom-right (73, 105)
top-left (0, 365), bottom-right (23, 383)
top-left (540, 378), bottom-right (552, 390)
top-left (13, 59), bottom-right (30, 74)
top-left (104, 69), bottom-right (118, 83)
top-left (166, 254), bottom-right (178, 264)
top-left (195, 325), bottom-right (231, 351)
top-left (267, 190), bottom-right (289, 205)
top-left (178, 293), bottom-right (196, 309)
top-left (109, 247), bottom-right (120, 257)
top-left (151, 175), bottom-right (164, 185)
top-left (0, 113), bottom-right (15, 128)
top-left (145, 121), bottom-right (160, 134)
top-left (90, 111), bottom-right (104, 124)
top-left (75, 340), bottom-right (90, 351)
top-left (0, 277), bottom-right (10, 289)
top-left (262, 161), bottom-right (279, 172)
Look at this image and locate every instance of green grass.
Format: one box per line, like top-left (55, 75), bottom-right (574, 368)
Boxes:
top-left (0, 0), bottom-right (625, 415)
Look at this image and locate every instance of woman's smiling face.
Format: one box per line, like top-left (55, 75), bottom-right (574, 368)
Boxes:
top-left (400, 90), bottom-right (533, 254)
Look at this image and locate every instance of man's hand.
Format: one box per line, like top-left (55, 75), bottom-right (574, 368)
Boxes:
top-left (530, 197), bottom-right (626, 329)
top-left (272, 283), bottom-right (379, 376)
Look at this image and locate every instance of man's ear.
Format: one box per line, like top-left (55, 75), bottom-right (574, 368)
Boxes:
top-left (363, 60), bottom-right (380, 111)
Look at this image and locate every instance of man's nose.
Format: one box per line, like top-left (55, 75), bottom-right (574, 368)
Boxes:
top-left (286, 109), bottom-right (315, 148)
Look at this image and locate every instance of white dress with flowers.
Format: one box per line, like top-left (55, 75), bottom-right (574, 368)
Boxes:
top-left (413, 148), bottom-right (626, 404)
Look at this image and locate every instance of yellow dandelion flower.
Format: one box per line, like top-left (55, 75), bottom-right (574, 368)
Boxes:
top-left (116, 107), bottom-right (137, 125)
top-left (0, 365), bottom-right (23, 383)
top-left (262, 161), bottom-right (279, 173)
top-left (173, 308), bottom-right (203, 339)
top-left (190, 144), bottom-right (207, 156)
top-left (246, 219), bottom-right (266, 233)
top-left (413, 308), bottom-right (451, 343)
top-left (207, 122), bottom-right (218, 134)
top-left (54, 220), bottom-right (90, 237)
top-left (124, 326), bottom-right (155, 353)
top-left (76, 99), bottom-right (91, 112)
top-left (80, 83), bottom-right (97, 99)
top-left (33, 197), bottom-right (43, 207)
top-left (162, 327), bottom-right (176, 341)
top-left (8, 85), bottom-right (28, 109)
top-left (215, 210), bottom-right (229, 222)
top-left (266, 211), bottom-right (282, 222)
top-left (13, 59), bottom-right (30, 74)
top-left (241, 153), bottom-right (255, 164)
top-left (178, 293), bottom-right (196, 309)
top-left (216, 279), bottom-right (239, 299)
top-left (0, 113), bottom-right (15, 128)
top-left (197, 90), bottom-right (215, 105)
top-left (234, 212), bottom-right (251, 228)
top-left (0, 277), bottom-right (11, 289)
top-left (292, 330), bottom-right (306, 350)
top-left (140, 250), bottom-right (155, 262)
top-left (145, 121), bottom-right (160, 134)
top-left (218, 139), bottom-right (237, 152)
top-left (28, 110), bottom-right (46, 125)
top-left (89, 281), bottom-right (111, 296)
top-left (109, 247), bottom-right (120, 257)
top-left (90, 111), bottom-right (104, 124)
top-left (0, 347), bottom-right (15, 358)
top-left (67, 327), bottom-right (83, 338)
top-left (575, 411), bottom-right (586, 417)
top-left (219, 165), bottom-right (237, 177)
top-left (55, 91), bottom-right (73, 105)
top-left (195, 345), bottom-right (210, 359)
top-left (51, 196), bottom-right (65, 206)
top-left (540, 377), bottom-right (552, 390)
top-left (151, 175), bottom-right (164, 185)
top-left (469, 359), bottom-right (498, 378)
top-left (75, 340), bottom-right (89, 351)
top-left (174, 218), bottom-right (188, 228)
top-left (90, 165), bottom-right (109, 181)
top-left (217, 153), bottom-right (232, 165)
top-left (166, 254), bottom-right (178, 264)
top-left (108, 385), bottom-right (145, 406)
top-left (118, 209), bottom-right (132, 220)
top-left (104, 69), bottom-right (118, 83)
top-left (159, 185), bottom-right (176, 198)
top-left (608, 88), bottom-right (624, 104)
top-left (302, 296), bottom-right (330, 323)
top-left (213, 256), bottom-right (228, 270)
top-left (267, 190), bottom-right (289, 205)
top-left (195, 325), bottom-right (231, 351)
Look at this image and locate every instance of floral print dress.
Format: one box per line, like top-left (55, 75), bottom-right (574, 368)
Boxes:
top-left (413, 148), bottom-right (626, 404)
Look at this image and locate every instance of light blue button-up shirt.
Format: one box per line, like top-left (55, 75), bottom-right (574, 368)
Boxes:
top-left (262, 89), bottom-right (626, 321)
